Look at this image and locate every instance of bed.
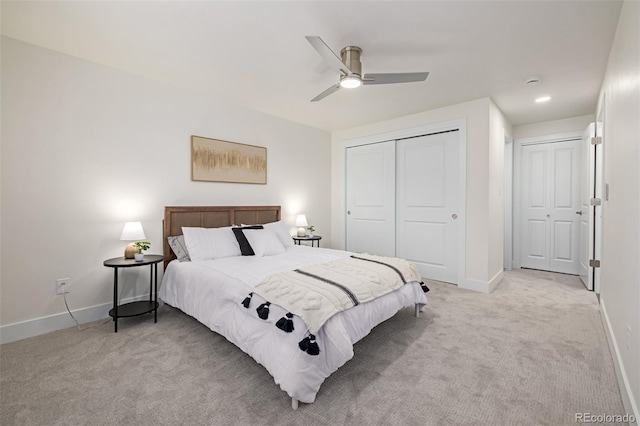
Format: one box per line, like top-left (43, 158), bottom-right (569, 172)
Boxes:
top-left (159, 205), bottom-right (428, 409)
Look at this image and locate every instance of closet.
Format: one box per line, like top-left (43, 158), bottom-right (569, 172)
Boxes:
top-left (346, 129), bottom-right (462, 284)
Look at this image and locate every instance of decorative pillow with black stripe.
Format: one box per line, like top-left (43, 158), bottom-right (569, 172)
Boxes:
top-left (244, 228), bottom-right (286, 257)
top-left (232, 225), bottom-right (264, 256)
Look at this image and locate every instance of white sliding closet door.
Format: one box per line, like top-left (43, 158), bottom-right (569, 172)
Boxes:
top-left (397, 132), bottom-right (460, 284)
top-left (345, 141), bottom-right (396, 256)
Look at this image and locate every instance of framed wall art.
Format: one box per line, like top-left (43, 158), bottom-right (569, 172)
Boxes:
top-left (191, 135), bottom-right (267, 184)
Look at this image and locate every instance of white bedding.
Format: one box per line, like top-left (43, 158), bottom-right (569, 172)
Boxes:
top-left (159, 245), bottom-right (428, 404)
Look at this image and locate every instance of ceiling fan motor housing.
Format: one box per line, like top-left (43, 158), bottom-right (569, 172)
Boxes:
top-left (340, 46), bottom-right (362, 77)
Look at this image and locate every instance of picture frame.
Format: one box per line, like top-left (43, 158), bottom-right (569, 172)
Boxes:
top-left (191, 135), bottom-right (267, 184)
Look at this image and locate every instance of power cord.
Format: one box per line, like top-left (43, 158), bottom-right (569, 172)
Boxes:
top-left (62, 291), bottom-right (111, 331)
top-left (63, 276), bottom-right (160, 331)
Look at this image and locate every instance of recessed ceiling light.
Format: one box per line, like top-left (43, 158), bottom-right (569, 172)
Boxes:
top-left (535, 96), bottom-right (551, 103)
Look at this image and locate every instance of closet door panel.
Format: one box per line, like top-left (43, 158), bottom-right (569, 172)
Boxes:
top-left (401, 221), bottom-right (446, 266)
top-left (346, 141), bottom-right (396, 256)
top-left (397, 132), bottom-right (459, 284)
top-left (549, 140), bottom-right (581, 274)
top-left (520, 145), bottom-right (550, 270)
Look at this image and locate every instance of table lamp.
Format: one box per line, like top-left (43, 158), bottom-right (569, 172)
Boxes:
top-left (120, 221), bottom-right (146, 259)
top-left (295, 214), bottom-right (308, 237)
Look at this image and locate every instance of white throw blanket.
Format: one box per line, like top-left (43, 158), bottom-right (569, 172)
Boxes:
top-left (252, 254), bottom-right (421, 334)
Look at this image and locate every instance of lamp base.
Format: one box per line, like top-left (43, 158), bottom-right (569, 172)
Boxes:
top-left (297, 227), bottom-right (307, 237)
top-left (124, 243), bottom-right (138, 259)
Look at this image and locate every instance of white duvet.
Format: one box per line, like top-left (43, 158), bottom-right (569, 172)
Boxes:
top-left (159, 245), bottom-right (428, 404)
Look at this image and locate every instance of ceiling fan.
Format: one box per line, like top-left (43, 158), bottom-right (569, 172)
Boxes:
top-left (305, 36), bottom-right (429, 102)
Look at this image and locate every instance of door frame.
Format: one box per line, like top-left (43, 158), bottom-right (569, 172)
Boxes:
top-left (343, 119), bottom-right (467, 285)
top-left (579, 123), bottom-right (596, 289)
top-left (513, 131), bottom-right (582, 270)
top-left (504, 135), bottom-right (514, 271)
top-left (594, 102), bottom-right (605, 294)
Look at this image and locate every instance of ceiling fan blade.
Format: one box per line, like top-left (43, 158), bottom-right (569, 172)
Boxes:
top-left (311, 83), bottom-right (341, 102)
top-left (305, 36), bottom-right (352, 76)
top-left (363, 72), bottom-right (429, 85)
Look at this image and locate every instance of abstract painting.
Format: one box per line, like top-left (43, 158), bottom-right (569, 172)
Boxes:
top-left (191, 135), bottom-right (267, 184)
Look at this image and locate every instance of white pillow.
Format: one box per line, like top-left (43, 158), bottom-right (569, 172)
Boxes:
top-left (263, 221), bottom-right (294, 248)
top-left (181, 227), bottom-right (241, 261)
top-left (243, 228), bottom-right (286, 257)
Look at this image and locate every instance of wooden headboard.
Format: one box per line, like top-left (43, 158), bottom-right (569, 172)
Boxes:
top-left (162, 205), bottom-right (281, 268)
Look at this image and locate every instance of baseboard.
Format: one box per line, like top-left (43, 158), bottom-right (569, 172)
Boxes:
top-left (600, 298), bottom-right (639, 423)
top-left (459, 278), bottom-right (490, 293)
top-left (488, 270), bottom-right (504, 292)
top-left (0, 294), bottom-right (152, 344)
top-left (459, 270), bottom-right (503, 294)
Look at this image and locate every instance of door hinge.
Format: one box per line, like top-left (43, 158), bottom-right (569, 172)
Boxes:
top-left (589, 259), bottom-right (601, 268)
top-left (591, 136), bottom-right (602, 145)
top-left (590, 198), bottom-right (602, 206)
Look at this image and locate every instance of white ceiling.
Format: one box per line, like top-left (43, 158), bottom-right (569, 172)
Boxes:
top-left (1, 1), bottom-right (623, 132)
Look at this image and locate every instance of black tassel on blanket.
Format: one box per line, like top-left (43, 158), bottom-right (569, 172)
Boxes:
top-left (241, 292), bottom-right (253, 308)
top-left (256, 302), bottom-right (271, 320)
top-left (276, 312), bottom-right (294, 333)
top-left (298, 334), bottom-right (320, 356)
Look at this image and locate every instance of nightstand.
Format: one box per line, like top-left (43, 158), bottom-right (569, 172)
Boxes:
top-left (292, 235), bottom-right (322, 247)
top-left (103, 254), bottom-right (163, 332)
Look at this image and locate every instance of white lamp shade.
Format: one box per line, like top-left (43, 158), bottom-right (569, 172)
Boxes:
top-left (295, 214), bottom-right (308, 227)
top-left (120, 221), bottom-right (146, 241)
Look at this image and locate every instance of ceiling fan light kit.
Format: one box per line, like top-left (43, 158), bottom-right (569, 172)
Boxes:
top-left (305, 36), bottom-right (429, 102)
top-left (340, 75), bottom-right (362, 88)
top-left (339, 47), bottom-right (363, 88)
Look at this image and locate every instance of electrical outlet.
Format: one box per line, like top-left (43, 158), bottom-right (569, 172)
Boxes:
top-left (56, 278), bottom-right (70, 295)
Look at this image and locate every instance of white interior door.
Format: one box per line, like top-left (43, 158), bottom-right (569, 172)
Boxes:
top-left (579, 123), bottom-right (596, 290)
top-left (346, 141), bottom-right (396, 256)
top-left (520, 144), bottom-right (551, 270)
top-left (520, 140), bottom-right (581, 274)
top-left (396, 132), bottom-right (459, 284)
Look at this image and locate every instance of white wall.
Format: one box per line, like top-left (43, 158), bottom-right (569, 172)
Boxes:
top-left (513, 114), bottom-right (594, 140)
top-left (331, 97), bottom-right (511, 291)
top-left (596, 0), bottom-right (639, 417)
top-left (0, 37), bottom-right (332, 338)
top-left (489, 101), bottom-right (512, 282)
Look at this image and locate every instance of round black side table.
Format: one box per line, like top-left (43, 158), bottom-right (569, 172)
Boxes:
top-left (292, 235), bottom-right (322, 247)
top-left (103, 254), bottom-right (163, 332)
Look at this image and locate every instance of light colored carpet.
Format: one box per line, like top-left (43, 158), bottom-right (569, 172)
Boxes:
top-left (1, 269), bottom-right (626, 425)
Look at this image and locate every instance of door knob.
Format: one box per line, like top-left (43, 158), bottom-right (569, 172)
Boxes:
top-left (546, 214), bottom-right (550, 218)
top-left (451, 214), bottom-right (458, 219)
top-left (347, 211), bottom-right (351, 215)
top-left (575, 211), bottom-right (583, 215)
